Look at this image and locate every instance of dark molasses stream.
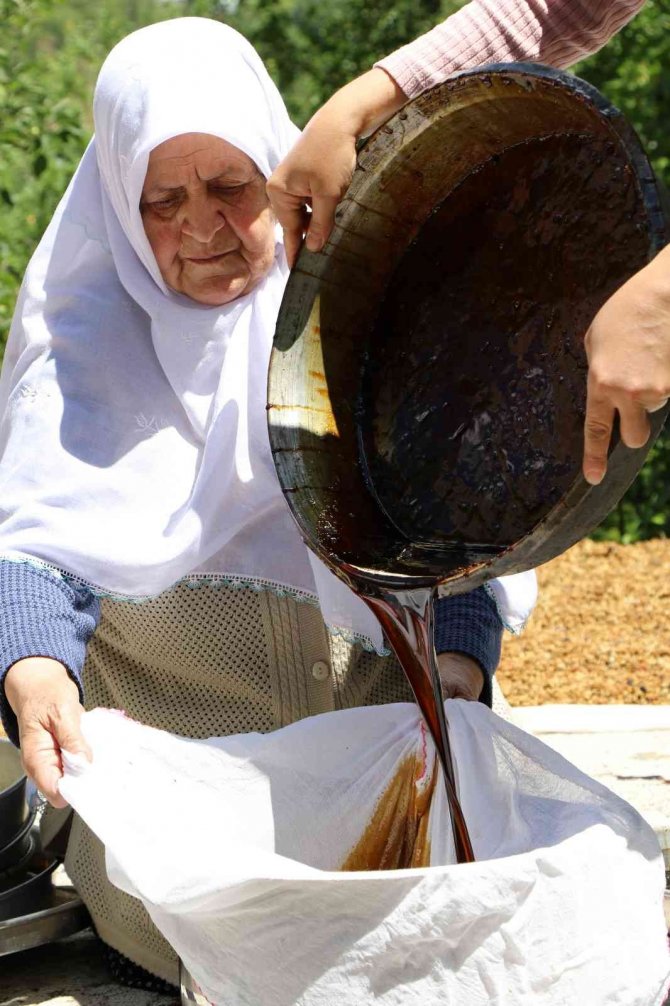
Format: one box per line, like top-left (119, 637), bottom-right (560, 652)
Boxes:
top-left (360, 586), bottom-right (475, 865)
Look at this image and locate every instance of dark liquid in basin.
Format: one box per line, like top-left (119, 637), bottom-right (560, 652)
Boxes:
top-left (362, 132), bottom-right (647, 550)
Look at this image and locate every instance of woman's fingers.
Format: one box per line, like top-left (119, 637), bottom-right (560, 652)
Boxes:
top-left (644, 397), bottom-right (670, 413)
top-left (582, 247), bottom-right (670, 481)
top-left (4, 657), bottom-right (90, 807)
top-left (583, 375), bottom-right (616, 485)
top-left (277, 203), bottom-right (305, 269)
top-left (436, 652), bottom-right (484, 702)
top-left (617, 398), bottom-right (651, 450)
top-left (583, 383), bottom-right (651, 486)
top-left (268, 137), bottom-right (353, 262)
top-left (269, 69), bottom-right (407, 260)
top-left (304, 194), bottom-right (340, 253)
top-left (21, 700), bottom-right (90, 808)
top-left (265, 178), bottom-right (308, 267)
top-left (20, 713), bottom-right (70, 808)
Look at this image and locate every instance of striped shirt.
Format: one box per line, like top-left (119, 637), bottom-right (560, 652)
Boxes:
top-left (378, 0), bottom-right (646, 96)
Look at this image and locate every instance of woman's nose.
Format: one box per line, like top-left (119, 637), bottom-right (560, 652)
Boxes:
top-left (181, 195), bottom-right (225, 245)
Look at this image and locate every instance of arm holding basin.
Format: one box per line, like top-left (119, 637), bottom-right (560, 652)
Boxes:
top-left (267, 0), bottom-right (646, 259)
top-left (377, 0), bottom-right (646, 99)
top-left (583, 242), bottom-right (670, 485)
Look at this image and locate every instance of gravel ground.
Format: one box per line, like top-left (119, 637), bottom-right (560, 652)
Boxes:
top-left (497, 538), bottom-right (670, 706)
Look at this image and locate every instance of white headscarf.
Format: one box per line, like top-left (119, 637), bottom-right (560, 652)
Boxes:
top-left (0, 17), bottom-right (385, 648)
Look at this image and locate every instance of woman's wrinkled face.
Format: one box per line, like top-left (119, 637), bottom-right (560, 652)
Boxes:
top-left (140, 133), bottom-right (275, 306)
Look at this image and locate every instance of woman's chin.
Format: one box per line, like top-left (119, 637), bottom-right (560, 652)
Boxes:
top-left (172, 261), bottom-right (269, 303)
top-left (178, 272), bottom-right (253, 307)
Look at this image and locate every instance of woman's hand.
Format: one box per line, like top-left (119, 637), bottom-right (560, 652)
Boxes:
top-left (583, 244), bottom-right (670, 485)
top-left (267, 68), bottom-right (406, 266)
top-left (437, 652), bottom-right (484, 701)
top-left (4, 657), bottom-right (90, 808)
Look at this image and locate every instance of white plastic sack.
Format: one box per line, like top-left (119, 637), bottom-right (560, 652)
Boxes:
top-left (60, 703), bottom-right (670, 1006)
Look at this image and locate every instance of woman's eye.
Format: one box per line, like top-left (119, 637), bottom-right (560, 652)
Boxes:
top-left (153, 198), bottom-right (179, 212)
top-left (142, 197), bottom-right (179, 215)
top-left (211, 183), bottom-right (247, 199)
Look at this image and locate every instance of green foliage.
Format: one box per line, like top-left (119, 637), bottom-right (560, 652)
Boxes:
top-left (0, 0), bottom-right (669, 541)
top-left (176, 0), bottom-right (467, 125)
top-left (575, 0), bottom-right (670, 188)
top-left (0, 0), bottom-right (179, 342)
top-left (592, 432), bottom-right (670, 543)
top-left (223, 0), bottom-right (465, 125)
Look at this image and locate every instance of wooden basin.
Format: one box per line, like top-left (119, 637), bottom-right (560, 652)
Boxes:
top-left (268, 64), bottom-right (669, 595)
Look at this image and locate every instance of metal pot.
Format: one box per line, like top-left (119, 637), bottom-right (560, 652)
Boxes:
top-left (268, 65), bottom-right (669, 595)
top-left (0, 853), bottom-right (58, 923)
top-left (0, 739), bottom-right (28, 850)
top-left (0, 813), bottom-right (36, 873)
top-left (0, 884), bottom-right (90, 957)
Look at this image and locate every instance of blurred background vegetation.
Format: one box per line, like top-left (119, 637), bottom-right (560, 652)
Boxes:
top-left (0, 0), bottom-right (668, 541)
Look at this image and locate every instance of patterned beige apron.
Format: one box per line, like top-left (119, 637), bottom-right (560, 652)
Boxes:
top-left (46, 583), bottom-right (411, 983)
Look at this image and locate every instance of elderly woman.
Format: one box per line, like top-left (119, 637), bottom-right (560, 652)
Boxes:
top-left (0, 18), bottom-right (534, 991)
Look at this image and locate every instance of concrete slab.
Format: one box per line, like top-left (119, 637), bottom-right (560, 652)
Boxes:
top-left (513, 704), bottom-right (670, 869)
top-left (513, 703), bottom-right (670, 734)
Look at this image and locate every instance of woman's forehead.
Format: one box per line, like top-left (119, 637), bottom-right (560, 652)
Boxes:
top-left (144, 133), bottom-right (256, 193)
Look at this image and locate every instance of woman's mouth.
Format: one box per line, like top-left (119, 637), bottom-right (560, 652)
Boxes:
top-left (184, 252), bottom-right (228, 263)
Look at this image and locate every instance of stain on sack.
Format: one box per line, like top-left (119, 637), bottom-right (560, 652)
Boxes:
top-left (341, 743), bottom-right (437, 872)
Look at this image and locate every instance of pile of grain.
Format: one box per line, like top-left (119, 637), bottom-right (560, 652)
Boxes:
top-left (497, 538), bottom-right (670, 705)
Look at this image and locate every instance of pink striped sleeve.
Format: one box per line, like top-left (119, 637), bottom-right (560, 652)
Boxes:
top-left (377, 0), bottom-right (647, 97)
